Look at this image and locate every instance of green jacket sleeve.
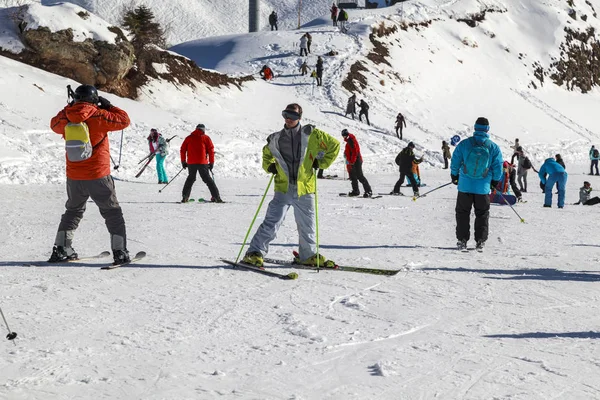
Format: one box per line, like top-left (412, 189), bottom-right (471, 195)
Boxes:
top-left (262, 142), bottom-right (276, 173)
top-left (310, 128), bottom-right (340, 169)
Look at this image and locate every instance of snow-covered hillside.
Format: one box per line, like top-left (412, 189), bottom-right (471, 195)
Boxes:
top-left (2, 1), bottom-right (600, 399)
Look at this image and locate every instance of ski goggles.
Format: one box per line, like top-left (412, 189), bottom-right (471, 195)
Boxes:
top-left (281, 110), bottom-right (301, 121)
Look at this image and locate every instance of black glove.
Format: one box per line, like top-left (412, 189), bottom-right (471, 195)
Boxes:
top-left (490, 180), bottom-right (499, 191)
top-left (181, 161), bottom-right (187, 169)
top-left (451, 174), bottom-right (459, 185)
top-left (312, 159), bottom-right (319, 170)
top-left (98, 96), bottom-right (112, 110)
top-left (540, 182), bottom-right (545, 192)
top-left (267, 163), bottom-right (278, 174)
top-left (208, 163), bottom-right (213, 171)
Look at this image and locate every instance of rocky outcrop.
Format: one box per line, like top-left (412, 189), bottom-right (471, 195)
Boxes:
top-left (19, 26), bottom-right (134, 94)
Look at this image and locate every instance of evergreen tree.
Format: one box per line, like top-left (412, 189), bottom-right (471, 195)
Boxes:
top-left (121, 5), bottom-right (166, 50)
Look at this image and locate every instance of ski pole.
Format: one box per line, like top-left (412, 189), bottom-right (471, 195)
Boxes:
top-left (110, 155), bottom-right (118, 170)
top-left (0, 306), bottom-right (17, 345)
top-left (234, 174), bottom-right (274, 264)
top-left (158, 167), bottom-right (185, 193)
top-left (494, 191), bottom-right (525, 223)
top-left (413, 181), bottom-right (453, 201)
top-left (115, 129), bottom-right (124, 169)
top-left (314, 172), bottom-right (320, 272)
top-left (211, 170), bottom-right (216, 183)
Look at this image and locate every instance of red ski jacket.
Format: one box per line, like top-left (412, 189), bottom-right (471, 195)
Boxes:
top-left (180, 129), bottom-right (215, 165)
top-left (343, 133), bottom-right (362, 164)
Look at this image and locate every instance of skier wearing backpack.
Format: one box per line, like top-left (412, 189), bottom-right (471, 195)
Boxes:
top-left (242, 103), bottom-right (340, 268)
top-left (180, 124), bottom-right (223, 203)
top-left (391, 142), bottom-right (422, 196)
top-left (342, 129), bottom-right (373, 197)
top-left (48, 84), bottom-right (131, 265)
top-left (590, 145), bottom-right (599, 175)
top-left (450, 117), bottom-right (503, 251)
top-left (148, 128), bottom-right (169, 184)
top-left (538, 156), bottom-right (568, 208)
top-left (337, 8), bottom-right (349, 33)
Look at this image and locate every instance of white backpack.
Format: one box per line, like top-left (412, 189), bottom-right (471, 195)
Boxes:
top-left (64, 122), bottom-right (92, 162)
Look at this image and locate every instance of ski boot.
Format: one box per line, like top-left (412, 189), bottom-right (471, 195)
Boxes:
top-left (242, 251), bottom-right (264, 268)
top-left (48, 245), bottom-right (78, 263)
top-left (363, 192), bottom-right (372, 198)
top-left (456, 240), bottom-right (467, 251)
top-left (211, 197), bottom-right (224, 203)
top-left (294, 253), bottom-right (336, 268)
top-left (112, 249), bottom-right (131, 265)
top-left (475, 240), bottom-right (485, 252)
top-left (347, 191), bottom-right (360, 197)
top-left (181, 196), bottom-right (190, 203)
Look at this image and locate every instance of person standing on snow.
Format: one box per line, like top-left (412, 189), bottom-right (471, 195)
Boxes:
top-left (180, 124), bottom-right (222, 203)
top-left (48, 84), bottom-right (131, 265)
top-left (337, 8), bottom-right (349, 33)
top-left (358, 99), bottom-right (370, 126)
top-left (315, 56), bottom-right (324, 86)
top-left (305, 32), bottom-right (313, 53)
top-left (538, 156), bottom-right (567, 208)
top-left (242, 103), bottom-right (340, 268)
top-left (345, 93), bottom-right (357, 119)
top-left (342, 129), bottom-right (373, 197)
top-left (147, 128), bottom-right (169, 184)
top-left (330, 3), bottom-right (338, 26)
top-left (590, 145), bottom-right (599, 175)
top-left (300, 34), bottom-right (308, 57)
top-left (450, 117), bottom-right (503, 252)
top-left (395, 112), bottom-right (406, 139)
top-left (392, 142), bottom-right (422, 197)
top-left (442, 140), bottom-right (451, 169)
top-left (269, 11), bottom-right (278, 31)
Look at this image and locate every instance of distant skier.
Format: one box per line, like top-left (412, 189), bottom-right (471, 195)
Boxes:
top-left (392, 142), bottom-right (422, 197)
top-left (299, 60), bottom-right (309, 76)
top-left (300, 34), bottom-right (308, 56)
top-left (330, 3), bottom-right (338, 26)
top-left (147, 128), bottom-right (169, 184)
top-left (358, 99), bottom-right (370, 126)
top-left (48, 84), bottom-right (131, 265)
top-left (450, 117), bottom-right (503, 252)
top-left (395, 112), bottom-right (406, 139)
top-left (337, 7), bottom-right (349, 33)
top-left (180, 124), bottom-right (222, 203)
top-left (345, 94), bottom-right (357, 119)
top-left (242, 103), bottom-right (340, 268)
top-left (269, 11), bottom-right (278, 31)
top-left (305, 32), bottom-right (312, 53)
top-left (590, 145), bottom-right (599, 175)
top-left (259, 65), bottom-right (273, 81)
top-left (316, 56), bottom-right (324, 86)
top-left (539, 156), bottom-right (567, 208)
top-left (442, 140), bottom-right (451, 169)
top-left (342, 129), bottom-right (373, 197)
top-left (491, 161), bottom-right (523, 204)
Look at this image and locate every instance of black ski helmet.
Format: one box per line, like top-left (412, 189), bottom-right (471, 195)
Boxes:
top-left (73, 84), bottom-right (99, 104)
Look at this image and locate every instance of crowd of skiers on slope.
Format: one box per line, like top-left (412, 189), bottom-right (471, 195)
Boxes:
top-left (46, 84), bottom-right (599, 269)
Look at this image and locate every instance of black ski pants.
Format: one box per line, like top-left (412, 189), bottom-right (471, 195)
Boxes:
top-left (455, 191), bottom-right (490, 242)
top-left (393, 171), bottom-right (418, 193)
top-left (349, 159), bottom-right (372, 194)
top-left (395, 125), bottom-right (403, 139)
top-left (183, 164), bottom-right (220, 200)
top-left (591, 160), bottom-right (599, 175)
top-left (359, 110), bottom-right (370, 126)
top-left (443, 157), bottom-right (449, 169)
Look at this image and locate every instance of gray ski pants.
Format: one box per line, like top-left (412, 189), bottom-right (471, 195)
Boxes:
top-left (248, 184), bottom-right (316, 260)
top-left (54, 176), bottom-right (127, 251)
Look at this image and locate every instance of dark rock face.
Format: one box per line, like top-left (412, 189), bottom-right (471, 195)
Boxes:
top-left (21, 26), bottom-right (135, 88)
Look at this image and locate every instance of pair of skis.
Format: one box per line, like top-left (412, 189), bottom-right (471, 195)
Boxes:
top-left (55, 251), bottom-right (146, 269)
top-left (222, 251), bottom-right (400, 280)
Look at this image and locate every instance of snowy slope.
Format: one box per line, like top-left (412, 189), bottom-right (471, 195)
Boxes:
top-left (2, 1), bottom-right (600, 398)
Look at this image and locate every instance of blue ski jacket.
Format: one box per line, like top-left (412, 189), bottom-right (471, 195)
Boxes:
top-left (450, 130), bottom-right (503, 195)
top-left (538, 158), bottom-right (567, 184)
